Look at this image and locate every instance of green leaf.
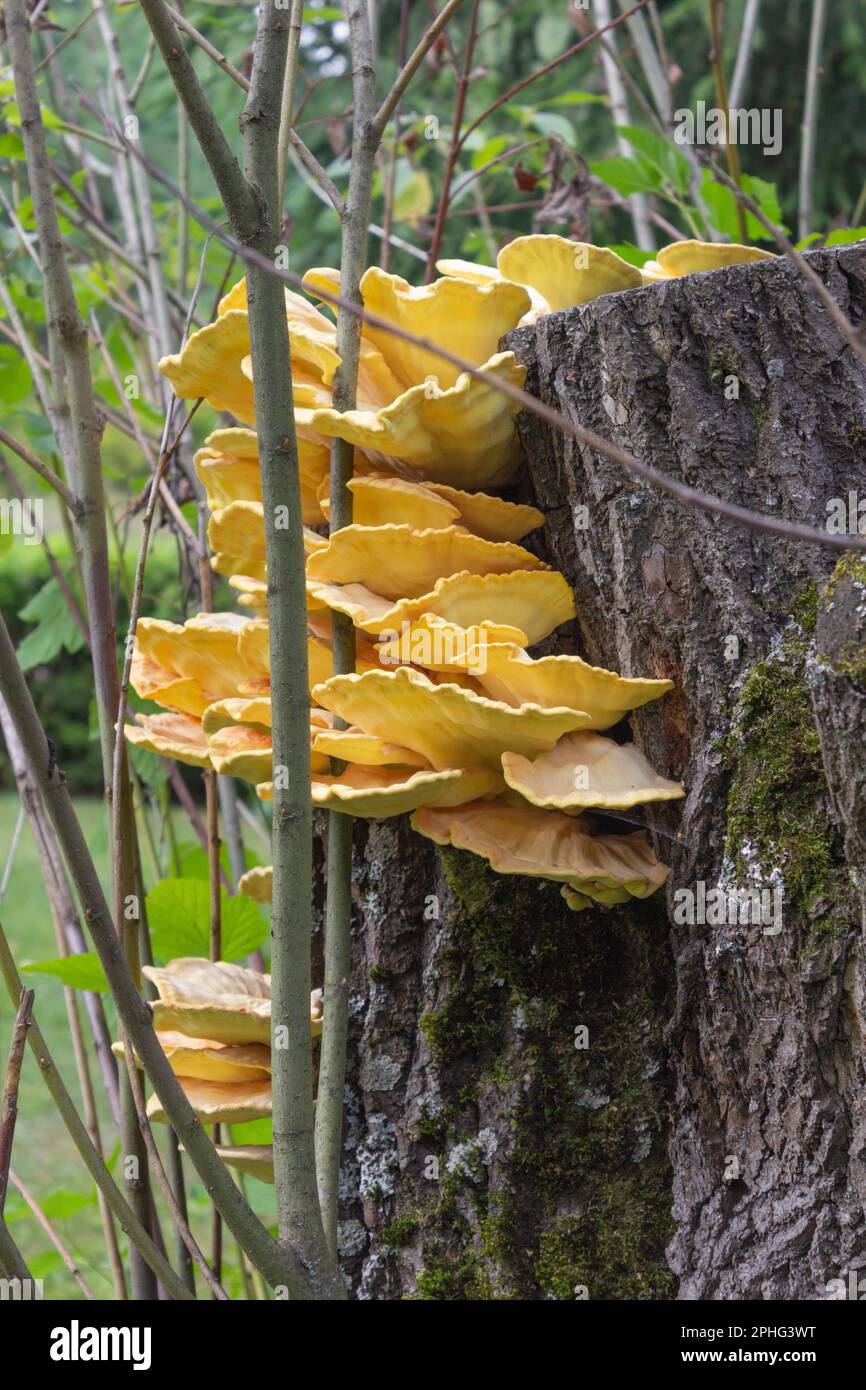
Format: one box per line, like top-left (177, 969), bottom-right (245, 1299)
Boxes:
top-left (175, 842), bottom-right (232, 882)
top-left (126, 740), bottom-right (168, 790)
top-left (547, 91), bottom-right (607, 108)
top-left (589, 155), bottom-right (662, 197)
top-left (40, 1189), bottom-right (95, 1221)
top-left (230, 1117), bottom-right (273, 1144)
top-left (528, 111), bottom-right (576, 146)
top-left (608, 242), bottom-right (657, 268)
top-left (824, 226), bottom-right (866, 246)
top-left (470, 134), bottom-right (513, 171)
top-left (21, 953), bottom-right (109, 993)
top-left (17, 578), bottom-right (85, 671)
top-left (534, 11), bottom-right (572, 62)
top-left (0, 345), bottom-right (32, 405)
top-left (146, 877), bottom-right (267, 962)
top-left (616, 124), bottom-right (691, 196)
top-left (700, 170), bottom-right (786, 242)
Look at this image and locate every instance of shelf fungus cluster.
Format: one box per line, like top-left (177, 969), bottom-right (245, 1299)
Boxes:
top-left (122, 233), bottom-right (772, 1173)
top-left (113, 959), bottom-right (321, 1179)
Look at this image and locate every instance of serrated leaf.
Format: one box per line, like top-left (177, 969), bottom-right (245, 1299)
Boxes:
top-left (22, 953), bottom-right (109, 993)
top-left (146, 878), bottom-right (267, 963)
top-left (17, 578), bottom-right (85, 671)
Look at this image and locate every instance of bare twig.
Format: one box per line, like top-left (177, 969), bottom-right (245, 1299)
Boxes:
top-left (9, 1170), bottom-right (95, 1299)
top-left (458, 0), bottom-right (653, 149)
top-left (0, 989), bottom-right (33, 1213)
top-left (0, 426), bottom-right (79, 513)
top-left (371, 0), bottom-right (465, 138)
top-left (708, 0), bottom-right (746, 242)
top-left (797, 0), bottom-right (828, 241)
top-left (729, 0), bottom-right (761, 109)
top-left (5, 0), bottom-right (159, 1294)
top-left (425, 0), bottom-right (481, 281)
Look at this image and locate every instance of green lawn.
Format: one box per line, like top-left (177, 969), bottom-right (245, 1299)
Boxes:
top-left (0, 791), bottom-right (276, 1300)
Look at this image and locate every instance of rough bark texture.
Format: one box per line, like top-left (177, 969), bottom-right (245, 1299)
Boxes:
top-left (333, 243), bottom-right (866, 1300)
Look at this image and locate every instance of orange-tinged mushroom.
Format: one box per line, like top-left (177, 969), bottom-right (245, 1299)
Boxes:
top-left (142, 958), bottom-right (323, 1046)
top-left (440, 643), bottom-right (674, 729)
top-left (320, 474), bottom-right (461, 531)
top-left (375, 614), bottom-right (528, 673)
top-left (201, 699), bottom-right (332, 777)
top-left (113, 1032), bottom-right (271, 1084)
top-left (146, 1076), bottom-right (274, 1126)
top-left (312, 665), bottom-right (590, 770)
top-left (424, 483), bottom-right (542, 542)
top-left (314, 264), bottom-right (530, 391)
top-left (501, 730), bottom-right (684, 811)
top-left (237, 866), bottom-right (273, 904)
top-left (130, 613), bottom-right (252, 718)
top-left (302, 350), bottom-right (527, 489)
top-left (311, 727), bottom-right (431, 767)
top-left (195, 427), bottom-right (330, 525)
top-left (411, 799), bottom-right (669, 904)
top-left (143, 958), bottom-right (272, 1045)
top-left (311, 762), bottom-right (503, 817)
top-left (208, 501), bottom-right (326, 583)
top-left (307, 567), bottom-right (575, 642)
top-left (159, 310), bottom-right (257, 423)
top-left (306, 523), bottom-right (548, 601)
top-left (125, 712), bottom-right (211, 769)
top-left (216, 1145), bottom-right (275, 1184)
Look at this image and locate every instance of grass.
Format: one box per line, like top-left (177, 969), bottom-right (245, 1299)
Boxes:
top-left (0, 790), bottom-right (277, 1300)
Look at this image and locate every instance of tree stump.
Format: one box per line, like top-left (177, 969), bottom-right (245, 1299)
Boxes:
top-left (336, 243), bottom-right (866, 1301)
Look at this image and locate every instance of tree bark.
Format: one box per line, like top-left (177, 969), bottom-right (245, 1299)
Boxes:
top-left (336, 242), bottom-right (866, 1300)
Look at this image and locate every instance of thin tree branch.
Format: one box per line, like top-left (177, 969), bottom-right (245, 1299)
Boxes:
top-left (708, 0), bottom-right (746, 242)
top-left (0, 989), bottom-right (33, 1214)
top-left (0, 426), bottom-right (79, 513)
top-left (138, 0), bottom-right (261, 240)
top-left (166, 2), bottom-right (249, 91)
top-left (797, 0), bottom-right (828, 242)
top-left (5, 0), bottom-right (159, 1294)
top-left (729, 0), bottom-right (761, 109)
top-left (458, 0), bottom-right (653, 150)
top-left (312, 0), bottom-right (380, 1265)
top-left (277, 0), bottom-right (304, 211)
top-left (371, 0), bottom-right (465, 139)
top-left (9, 1169), bottom-right (95, 1299)
top-left (239, 0), bottom-right (344, 1298)
top-left (424, 0), bottom-right (481, 281)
